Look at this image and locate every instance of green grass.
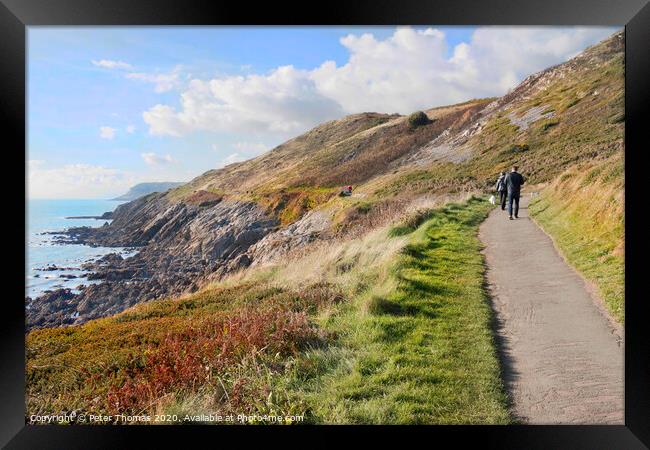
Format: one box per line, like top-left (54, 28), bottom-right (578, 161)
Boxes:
top-left (529, 155), bottom-right (624, 322)
top-left (292, 197), bottom-right (511, 424)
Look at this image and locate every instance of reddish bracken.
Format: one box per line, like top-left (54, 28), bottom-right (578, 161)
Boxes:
top-left (105, 307), bottom-right (322, 414)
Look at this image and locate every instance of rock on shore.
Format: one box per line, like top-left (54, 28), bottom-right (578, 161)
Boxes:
top-left (27, 193), bottom-right (278, 329)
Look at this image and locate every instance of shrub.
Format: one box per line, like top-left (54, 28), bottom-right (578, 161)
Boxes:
top-left (582, 165), bottom-right (604, 185)
top-left (561, 97), bottom-right (580, 110)
top-left (186, 190), bottom-right (223, 207)
top-left (260, 189), bottom-right (336, 226)
top-left (607, 112), bottom-right (624, 124)
top-left (367, 296), bottom-right (415, 316)
top-left (103, 307), bottom-right (324, 415)
top-left (292, 282), bottom-right (346, 312)
top-left (335, 198), bottom-right (409, 239)
top-left (407, 111), bottom-right (432, 129)
top-left (539, 119), bottom-right (560, 132)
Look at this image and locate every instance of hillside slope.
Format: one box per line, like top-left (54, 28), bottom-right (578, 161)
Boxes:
top-left (28, 31), bottom-right (624, 330)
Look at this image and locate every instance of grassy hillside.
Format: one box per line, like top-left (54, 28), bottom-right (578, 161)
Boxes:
top-left (164, 32), bottom-right (623, 237)
top-left (172, 101), bottom-right (489, 199)
top-left (529, 153), bottom-right (624, 322)
top-left (377, 33), bottom-right (624, 198)
top-left (27, 196), bottom-right (510, 424)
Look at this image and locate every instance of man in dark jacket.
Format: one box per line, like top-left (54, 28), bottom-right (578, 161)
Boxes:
top-left (505, 165), bottom-right (525, 220)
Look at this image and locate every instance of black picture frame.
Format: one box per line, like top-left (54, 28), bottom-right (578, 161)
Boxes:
top-left (3, 0), bottom-right (649, 447)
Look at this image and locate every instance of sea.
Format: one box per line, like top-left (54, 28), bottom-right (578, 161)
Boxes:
top-left (26, 199), bottom-right (137, 299)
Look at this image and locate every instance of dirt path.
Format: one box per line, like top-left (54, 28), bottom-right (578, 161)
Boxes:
top-left (479, 195), bottom-right (623, 424)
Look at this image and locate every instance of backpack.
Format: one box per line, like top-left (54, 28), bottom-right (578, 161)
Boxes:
top-left (495, 176), bottom-right (505, 192)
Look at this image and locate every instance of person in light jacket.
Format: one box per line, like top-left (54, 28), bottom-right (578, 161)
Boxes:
top-left (495, 172), bottom-right (507, 211)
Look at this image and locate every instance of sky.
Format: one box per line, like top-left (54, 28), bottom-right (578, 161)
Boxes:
top-left (27, 26), bottom-right (619, 199)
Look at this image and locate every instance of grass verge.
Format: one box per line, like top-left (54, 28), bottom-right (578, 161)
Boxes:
top-left (529, 155), bottom-right (624, 323)
top-left (294, 196), bottom-right (510, 423)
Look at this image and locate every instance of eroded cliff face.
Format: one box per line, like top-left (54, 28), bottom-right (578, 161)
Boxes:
top-left (245, 210), bottom-right (332, 267)
top-left (27, 195), bottom-right (278, 329)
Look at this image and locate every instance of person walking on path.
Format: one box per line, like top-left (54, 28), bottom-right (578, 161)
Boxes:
top-left (495, 171), bottom-right (507, 211)
top-left (505, 165), bottom-right (525, 220)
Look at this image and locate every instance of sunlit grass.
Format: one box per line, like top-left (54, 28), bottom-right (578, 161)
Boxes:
top-left (529, 154), bottom-right (624, 322)
top-left (289, 196), bottom-right (511, 424)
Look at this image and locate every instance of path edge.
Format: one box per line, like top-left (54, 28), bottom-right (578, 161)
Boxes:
top-left (526, 202), bottom-right (624, 344)
top-left (477, 205), bottom-right (521, 424)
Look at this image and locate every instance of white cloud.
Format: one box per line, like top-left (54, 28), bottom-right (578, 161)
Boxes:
top-left (143, 65), bottom-right (344, 137)
top-left (28, 162), bottom-right (137, 199)
top-left (311, 27), bottom-right (455, 113)
top-left (310, 26), bottom-right (616, 113)
top-left (142, 27), bottom-right (616, 138)
top-left (28, 159), bottom-right (45, 170)
top-left (214, 142), bottom-right (269, 168)
top-left (93, 60), bottom-right (185, 93)
top-left (217, 153), bottom-right (245, 168)
top-left (126, 65), bottom-right (184, 93)
top-left (233, 141), bottom-right (268, 154)
top-left (99, 126), bottom-right (116, 139)
top-left (92, 59), bottom-right (132, 70)
top-left (212, 142), bottom-right (268, 168)
top-left (126, 124), bottom-right (136, 134)
top-left (141, 152), bottom-right (175, 166)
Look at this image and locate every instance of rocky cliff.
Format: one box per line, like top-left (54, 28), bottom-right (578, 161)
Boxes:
top-left (28, 194), bottom-right (278, 328)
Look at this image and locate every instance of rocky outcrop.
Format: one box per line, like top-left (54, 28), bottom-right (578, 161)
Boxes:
top-left (28, 195), bottom-right (278, 330)
top-left (65, 211), bottom-right (113, 220)
top-left (246, 210), bottom-right (331, 266)
top-left (26, 289), bottom-right (78, 329)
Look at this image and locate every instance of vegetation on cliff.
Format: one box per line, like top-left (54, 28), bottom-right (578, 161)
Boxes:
top-left (28, 196), bottom-right (510, 423)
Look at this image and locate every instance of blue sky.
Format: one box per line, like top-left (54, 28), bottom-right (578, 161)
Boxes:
top-left (27, 26), bottom-right (618, 199)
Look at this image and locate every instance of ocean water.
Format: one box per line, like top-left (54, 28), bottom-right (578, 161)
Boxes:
top-left (26, 199), bottom-right (136, 298)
